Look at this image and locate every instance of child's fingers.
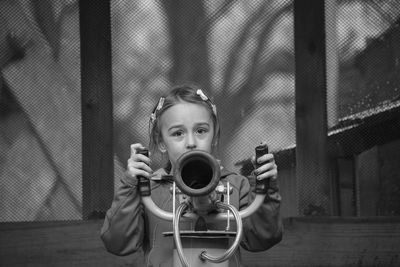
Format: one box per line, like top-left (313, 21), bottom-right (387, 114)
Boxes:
top-left (127, 143), bottom-right (152, 180)
top-left (130, 143), bottom-right (151, 164)
top-left (130, 143), bottom-right (145, 158)
top-left (127, 159), bottom-right (152, 172)
top-left (127, 160), bottom-right (153, 179)
top-left (255, 160), bottom-right (278, 181)
top-left (256, 153), bottom-right (274, 165)
top-left (256, 168), bottom-right (278, 181)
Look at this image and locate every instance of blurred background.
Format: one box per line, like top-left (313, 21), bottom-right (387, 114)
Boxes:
top-left (0, 0), bottom-right (400, 223)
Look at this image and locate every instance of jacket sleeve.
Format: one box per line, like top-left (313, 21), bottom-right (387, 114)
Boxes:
top-left (100, 172), bottom-right (146, 256)
top-left (239, 174), bottom-right (283, 252)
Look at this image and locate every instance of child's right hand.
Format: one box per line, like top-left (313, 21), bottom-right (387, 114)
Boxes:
top-left (126, 143), bottom-right (153, 183)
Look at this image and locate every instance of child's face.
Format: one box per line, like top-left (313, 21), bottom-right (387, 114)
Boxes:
top-left (159, 101), bottom-right (214, 170)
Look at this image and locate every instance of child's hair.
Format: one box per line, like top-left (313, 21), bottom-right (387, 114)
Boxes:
top-left (149, 83), bottom-right (220, 157)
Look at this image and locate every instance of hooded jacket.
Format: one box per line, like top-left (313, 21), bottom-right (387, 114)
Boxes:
top-left (101, 167), bottom-right (283, 267)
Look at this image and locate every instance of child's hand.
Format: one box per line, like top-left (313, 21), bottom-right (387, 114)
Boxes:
top-left (126, 143), bottom-right (153, 182)
top-left (251, 144), bottom-right (278, 183)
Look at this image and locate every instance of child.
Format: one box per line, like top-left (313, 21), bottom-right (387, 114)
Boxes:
top-left (101, 84), bottom-right (283, 267)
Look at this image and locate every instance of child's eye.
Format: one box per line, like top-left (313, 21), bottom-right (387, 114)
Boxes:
top-left (172, 130), bottom-right (184, 137)
top-left (196, 128), bottom-right (209, 135)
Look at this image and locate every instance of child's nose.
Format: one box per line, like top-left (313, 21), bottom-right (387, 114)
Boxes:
top-left (186, 133), bottom-right (197, 149)
top-left (186, 143), bottom-right (196, 149)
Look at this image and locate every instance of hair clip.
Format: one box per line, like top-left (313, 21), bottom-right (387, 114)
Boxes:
top-left (211, 104), bottom-right (217, 116)
top-left (156, 97), bottom-right (165, 110)
top-left (150, 97), bottom-right (165, 123)
top-left (196, 89), bottom-right (208, 101)
top-left (197, 89), bottom-right (217, 116)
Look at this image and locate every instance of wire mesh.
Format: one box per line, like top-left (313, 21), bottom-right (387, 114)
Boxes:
top-left (0, 0), bottom-right (400, 222)
top-left (0, 0), bottom-right (81, 222)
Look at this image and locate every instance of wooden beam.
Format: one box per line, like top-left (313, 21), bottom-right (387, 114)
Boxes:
top-left (243, 217), bottom-right (400, 267)
top-left (355, 147), bottom-right (379, 216)
top-left (1, 218), bottom-right (399, 266)
top-left (80, 0), bottom-right (114, 219)
top-left (0, 220), bottom-right (139, 266)
top-left (294, 0), bottom-right (331, 215)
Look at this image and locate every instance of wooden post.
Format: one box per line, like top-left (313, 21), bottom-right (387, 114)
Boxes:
top-left (325, 0), bottom-right (339, 128)
top-left (355, 146), bottom-right (379, 216)
top-left (80, 0), bottom-right (114, 219)
top-left (294, 0), bottom-right (331, 215)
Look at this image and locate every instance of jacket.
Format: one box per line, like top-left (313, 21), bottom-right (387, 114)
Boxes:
top-left (101, 167), bottom-right (283, 267)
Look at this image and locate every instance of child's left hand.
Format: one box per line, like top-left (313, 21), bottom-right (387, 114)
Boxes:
top-left (251, 144), bottom-right (278, 183)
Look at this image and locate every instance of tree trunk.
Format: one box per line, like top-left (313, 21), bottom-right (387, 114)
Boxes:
top-left (162, 0), bottom-right (211, 88)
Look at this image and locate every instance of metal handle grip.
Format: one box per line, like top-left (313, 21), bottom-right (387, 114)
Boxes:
top-left (254, 144), bottom-right (269, 194)
top-left (137, 148), bottom-right (151, 196)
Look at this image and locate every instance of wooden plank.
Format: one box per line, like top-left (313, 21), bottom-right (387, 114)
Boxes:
top-left (337, 158), bottom-right (356, 216)
top-left (294, 0), bottom-right (330, 215)
top-left (0, 220), bottom-right (139, 266)
top-left (279, 168), bottom-right (298, 217)
top-left (242, 217), bottom-right (400, 267)
top-left (376, 139), bottom-right (400, 216)
top-left (325, 0), bottom-right (339, 128)
top-left (1, 218), bottom-right (399, 267)
top-left (355, 146), bottom-right (379, 216)
top-left (79, 0), bottom-right (114, 219)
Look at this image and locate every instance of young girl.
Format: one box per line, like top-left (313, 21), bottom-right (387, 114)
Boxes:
top-left (101, 84), bottom-right (282, 267)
